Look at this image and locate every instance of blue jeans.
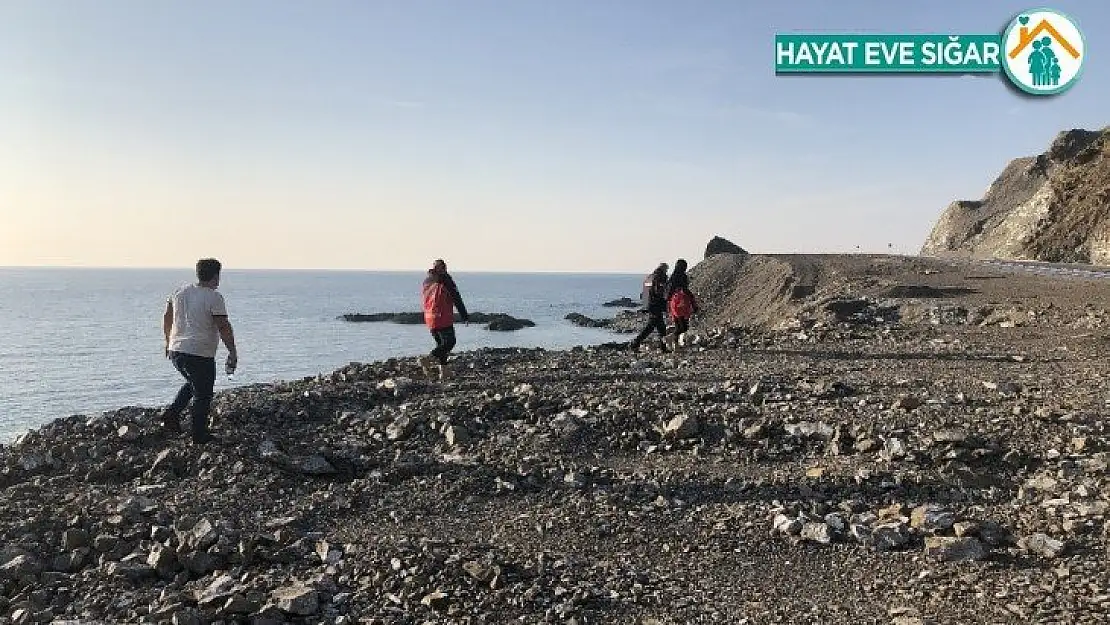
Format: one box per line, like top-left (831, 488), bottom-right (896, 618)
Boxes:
top-left (167, 351), bottom-right (215, 440)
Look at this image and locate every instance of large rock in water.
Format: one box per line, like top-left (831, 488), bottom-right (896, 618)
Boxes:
top-left (704, 236), bottom-right (748, 259)
top-left (340, 312), bottom-right (535, 331)
top-left (921, 127), bottom-right (1110, 263)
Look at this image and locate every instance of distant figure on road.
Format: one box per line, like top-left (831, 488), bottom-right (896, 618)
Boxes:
top-left (419, 259), bottom-right (469, 380)
top-left (631, 263), bottom-right (670, 353)
top-left (162, 258), bottom-right (238, 445)
top-left (665, 258), bottom-right (698, 350)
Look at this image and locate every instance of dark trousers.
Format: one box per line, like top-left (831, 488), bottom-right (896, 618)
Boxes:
top-left (430, 326), bottom-right (457, 364)
top-left (167, 351), bottom-right (215, 439)
top-left (633, 310), bottom-right (667, 347)
top-left (674, 317), bottom-right (690, 336)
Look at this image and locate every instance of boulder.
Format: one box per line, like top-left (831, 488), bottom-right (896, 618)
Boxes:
top-left (603, 297), bottom-right (639, 308)
top-left (704, 236), bottom-right (747, 259)
top-left (340, 311), bottom-right (535, 332)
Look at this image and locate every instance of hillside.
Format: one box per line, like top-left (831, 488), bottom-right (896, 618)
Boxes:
top-left (921, 127), bottom-right (1110, 263)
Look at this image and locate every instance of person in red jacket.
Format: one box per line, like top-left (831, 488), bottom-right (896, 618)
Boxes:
top-left (664, 258), bottom-right (698, 350)
top-left (418, 259), bottom-right (469, 380)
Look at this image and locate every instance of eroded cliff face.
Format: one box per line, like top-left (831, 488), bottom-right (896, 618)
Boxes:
top-left (921, 128), bottom-right (1110, 263)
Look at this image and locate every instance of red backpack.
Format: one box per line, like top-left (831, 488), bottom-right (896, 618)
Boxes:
top-left (422, 281), bottom-right (454, 330)
top-left (669, 289), bottom-right (694, 319)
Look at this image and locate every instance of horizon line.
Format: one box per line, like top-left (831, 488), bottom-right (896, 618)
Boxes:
top-left (0, 264), bottom-right (648, 275)
top-left (0, 251), bottom-right (924, 274)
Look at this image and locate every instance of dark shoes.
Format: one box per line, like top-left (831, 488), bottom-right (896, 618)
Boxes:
top-left (192, 433), bottom-right (217, 445)
top-left (160, 410), bottom-right (216, 445)
top-left (160, 411), bottom-right (182, 434)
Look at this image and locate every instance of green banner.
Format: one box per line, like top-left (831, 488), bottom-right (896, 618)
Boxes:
top-left (775, 34), bottom-right (1003, 73)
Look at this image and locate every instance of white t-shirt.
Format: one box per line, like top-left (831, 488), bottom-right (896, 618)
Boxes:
top-left (167, 284), bottom-right (228, 358)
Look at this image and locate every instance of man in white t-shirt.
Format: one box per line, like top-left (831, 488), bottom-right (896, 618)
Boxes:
top-left (161, 258), bottom-right (238, 444)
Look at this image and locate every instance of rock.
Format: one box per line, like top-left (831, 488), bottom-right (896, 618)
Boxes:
top-left (223, 593), bottom-right (258, 614)
top-left (894, 396), bottom-right (923, 411)
top-left (1019, 533), bottom-right (1067, 558)
top-left (198, 573), bottom-right (237, 607)
top-left (1024, 475), bottom-right (1060, 492)
top-left (463, 560), bottom-right (494, 582)
top-left (171, 609), bottom-right (203, 625)
top-left (953, 521), bottom-right (981, 538)
top-left (773, 514), bottom-right (803, 536)
top-left (932, 428), bottom-right (969, 444)
top-left (387, 416), bottom-right (416, 441)
top-left (0, 554), bottom-right (41, 580)
top-left (150, 449), bottom-right (181, 475)
top-left (662, 414), bottom-right (699, 439)
top-left (565, 313), bottom-right (614, 329)
top-left (704, 236), bottom-right (747, 258)
top-left (105, 561), bottom-right (157, 582)
top-left (743, 424), bottom-right (768, 440)
top-left (117, 425), bottom-right (139, 442)
top-left (179, 551), bottom-right (218, 576)
top-left (486, 315), bottom-right (535, 332)
top-left (190, 518), bottom-right (220, 551)
top-left (924, 537), bottom-right (986, 562)
top-left (62, 529), bottom-right (89, 551)
top-left (421, 590), bottom-right (450, 611)
top-left (603, 297), bottom-right (639, 308)
top-left (910, 505), bottom-right (956, 533)
top-left (340, 311), bottom-right (535, 331)
top-left (273, 585), bottom-right (319, 616)
top-left (854, 438), bottom-right (878, 453)
top-left (315, 540), bottom-right (342, 564)
top-left (292, 454), bottom-right (337, 475)
top-left (801, 522), bottom-right (834, 545)
top-left (445, 425), bottom-right (470, 447)
top-left (882, 438), bottom-right (908, 461)
top-left (871, 523), bottom-right (911, 551)
top-left (147, 543), bottom-right (178, 576)
top-left (784, 421), bottom-right (835, 439)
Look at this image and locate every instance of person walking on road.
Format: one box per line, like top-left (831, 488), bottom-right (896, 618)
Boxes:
top-left (419, 259), bottom-right (469, 380)
top-left (161, 258), bottom-right (238, 445)
top-left (631, 263), bottom-right (670, 353)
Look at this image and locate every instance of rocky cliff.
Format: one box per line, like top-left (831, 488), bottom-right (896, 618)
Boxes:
top-left (921, 127), bottom-right (1110, 263)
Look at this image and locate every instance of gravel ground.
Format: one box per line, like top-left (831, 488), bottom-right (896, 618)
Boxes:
top-left (2, 256), bottom-right (1110, 624)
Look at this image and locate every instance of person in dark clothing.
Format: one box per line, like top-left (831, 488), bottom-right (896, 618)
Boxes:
top-left (630, 263), bottom-right (670, 353)
top-left (419, 259), bottom-right (469, 380)
top-left (665, 258), bottom-right (699, 349)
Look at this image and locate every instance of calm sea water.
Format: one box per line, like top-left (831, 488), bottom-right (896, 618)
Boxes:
top-left (0, 268), bottom-right (639, 441)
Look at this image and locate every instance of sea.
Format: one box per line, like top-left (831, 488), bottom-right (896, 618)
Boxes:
top-left (0, 268), bottom-right (640, 442)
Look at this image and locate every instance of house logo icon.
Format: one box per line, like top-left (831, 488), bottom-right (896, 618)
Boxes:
top-left (1001, 8), bottom-right (1085, 95)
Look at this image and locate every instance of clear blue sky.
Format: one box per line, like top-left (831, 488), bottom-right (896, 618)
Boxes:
top-left (2, 1), bottom-right (1106, 271)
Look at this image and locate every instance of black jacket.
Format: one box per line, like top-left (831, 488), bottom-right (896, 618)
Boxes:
top-left (641, 266), bottom-right (669, 313)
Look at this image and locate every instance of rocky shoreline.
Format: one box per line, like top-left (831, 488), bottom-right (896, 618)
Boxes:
top-left (4, 252), bottom-right (1110, 624)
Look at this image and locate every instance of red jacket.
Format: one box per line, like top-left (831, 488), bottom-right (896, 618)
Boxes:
top-left (422, 271), bottom-right (468, 330)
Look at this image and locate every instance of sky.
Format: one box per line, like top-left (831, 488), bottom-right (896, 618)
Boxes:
top-left (1, 1), bottom-right (1107, 272)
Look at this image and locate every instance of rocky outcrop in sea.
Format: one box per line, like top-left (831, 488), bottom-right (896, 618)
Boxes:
top-left (340, 312), bottom-right (535, 332)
